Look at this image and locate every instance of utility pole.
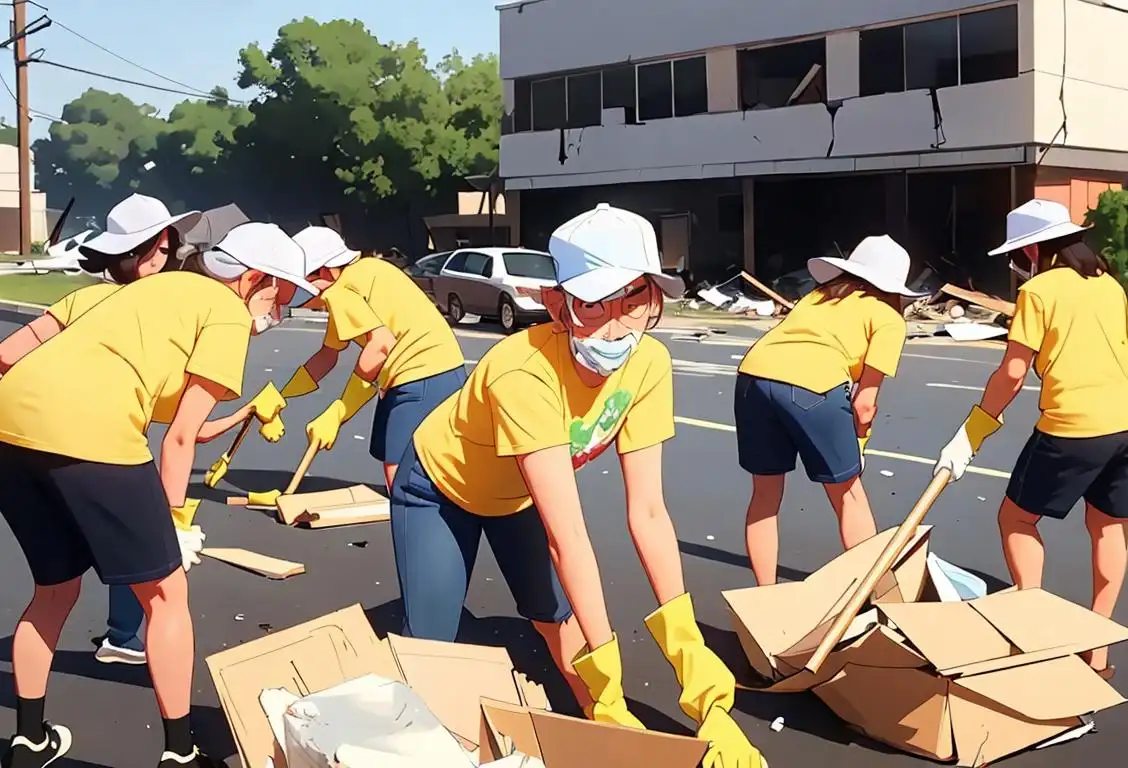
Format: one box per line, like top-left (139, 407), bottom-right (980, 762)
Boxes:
top-left (12, 0), bottom-right (30, 255)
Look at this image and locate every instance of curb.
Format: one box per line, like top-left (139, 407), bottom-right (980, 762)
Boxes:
top-left (0, 298), bottom-right (46, 315)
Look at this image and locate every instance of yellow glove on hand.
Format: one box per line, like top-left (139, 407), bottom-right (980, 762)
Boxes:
top-left (307, 402), bottom-right (346, 452)
top-left (280, 366), bottom-right (318, 398)
top-left (699, 708), bottom-right (768, 768)
top-left (858, 432), bottom-right (870, 473)
top-left (572, 635), bottom-right (645, 729)
top-left (249, 381), bottom-right (286, 423)
top-left (646, 594), bottom-right (764, 766)
top-left (204, 455), bottom-right (229, 488)
top-left (171, 498), bottom-right (201, 531)
top-left (935, 405), bottom-right (1003, 482)
top-left (259, 416), bottom-right (285, 443)
top-left (247, 489), bottom-right (282, 507)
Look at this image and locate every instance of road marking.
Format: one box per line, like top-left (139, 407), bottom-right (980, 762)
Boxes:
top-left (927, 382), bottom-right (1038, 393)
top-left (904, 352), bottom-right (997, 365)
top-left (672, 415), bottom-right (1011, 479)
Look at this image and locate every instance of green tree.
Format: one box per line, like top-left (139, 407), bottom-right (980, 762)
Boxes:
top-left (1085, 189), bottom-right (1128, 286)
top-left (438, 51), bottom-right (501, 176)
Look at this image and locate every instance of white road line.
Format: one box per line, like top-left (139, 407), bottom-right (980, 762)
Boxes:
top-left (672, 415), bottom-right (1011, 479)
top-left (927, 382), bottom-right (1038, 393)
top-left (904, 352), bottom-right (997, 365)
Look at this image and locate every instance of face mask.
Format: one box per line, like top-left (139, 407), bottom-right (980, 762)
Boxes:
top-left (570, 332), bottom-right (641, 377)
top-left (1008, 259), bottom-right (1033, 282)
top-left (253, 312), bottom-right (281, 334)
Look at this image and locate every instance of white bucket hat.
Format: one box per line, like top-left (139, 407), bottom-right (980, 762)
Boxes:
top-left (201, 222), bottom-right (319, 297)
top-left (987, 199), bottom-right (1090, 256)
top-left (808, 235), bottom-right (930, 298)
top-left (293, 225), bottom-right (360, 274)
top-left (549, 203), bottom-right (685, 303)
top-left (80, 194), bottom-right (201, 256)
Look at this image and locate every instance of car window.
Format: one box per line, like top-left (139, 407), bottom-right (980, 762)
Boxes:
top-left (444, 251), bottom-right (469, 272)
top-left (419, 254), bottom-right (447, 275)
top-left (503, 251), bottom-right (556, 280)
top-left (461, 251), bottom-right (493, 277)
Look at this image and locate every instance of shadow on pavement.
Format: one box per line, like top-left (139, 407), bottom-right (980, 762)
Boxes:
top-left (0, 637), bottom-right (152, 690)
top-left (217, 469), bottom-right (365, 494)
top-left (959, 565), bottom-right (1011, 593)
top-left (0, 738), bottom-right (112, 768)
top-left (678, 540), bottom-right (812, 583)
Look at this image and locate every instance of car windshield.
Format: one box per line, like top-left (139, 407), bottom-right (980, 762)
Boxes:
top-left (503, 251), bottom-right (555, 280)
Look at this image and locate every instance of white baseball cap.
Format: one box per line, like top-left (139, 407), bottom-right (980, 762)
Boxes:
top-left (549, 203), bottom-right (685, 303)
top-left (80, 194), bottom-right (201, 256)
top-left (202, 222), bottom-right (319, 296)
top-left (808, 235), bottom-right (930, 297)
top-left (988, 199), bottom-right (1090, 256)
top-left (293, 225), bottom-right (360, 273)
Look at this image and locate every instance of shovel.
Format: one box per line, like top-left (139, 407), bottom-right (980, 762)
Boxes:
top-left (804, 468), bottom-right (952, 674)
top-left (203, 415), bottom-right (254, 488)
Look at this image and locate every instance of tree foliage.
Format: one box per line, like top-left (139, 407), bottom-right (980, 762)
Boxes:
top-left (30, 17), bottom-right (503, 246)
top-left (1085, 189), bottom-right (1128, 286)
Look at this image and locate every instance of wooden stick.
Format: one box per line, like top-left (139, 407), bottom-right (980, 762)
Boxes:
top-left (226, 415), bottom-right (253, 460)
top-left (804, 468), bottom-right (951, 674)
top-left (740, 271), bottom-right (795, 311)
top-left (284, 442), bottom-right (319, 496)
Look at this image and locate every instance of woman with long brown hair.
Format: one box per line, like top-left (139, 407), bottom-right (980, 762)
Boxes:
top-left (735, 235), bottom-right (927, 585)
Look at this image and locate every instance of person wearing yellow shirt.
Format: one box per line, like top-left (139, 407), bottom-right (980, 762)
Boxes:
top-left (396, 204), bottom-right (766, 768)
top-left (0, 222), bottom-right (315, 768)
top-left (935, 199), bottom-right (1128, 682)
top-left (267, 226), bottom-right (466, 493)
top-left (736, 235), bottom-right (925, 586)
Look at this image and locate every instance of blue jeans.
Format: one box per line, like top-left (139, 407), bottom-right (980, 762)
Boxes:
top-left (369, 366), bottom-right (468, 464)
top-left (105, 585), bottom-right (145, 651)
top-left (389, 440), bottom-right (573, 641)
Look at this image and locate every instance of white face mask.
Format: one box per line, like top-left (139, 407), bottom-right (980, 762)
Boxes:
top-left (570, 331), bottom-right (642, 377)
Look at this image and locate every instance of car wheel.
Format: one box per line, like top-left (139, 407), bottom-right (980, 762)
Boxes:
top-left (448, 294), bottom-right (465, 323)
top-left (499, 295), bottom-right (518, 334)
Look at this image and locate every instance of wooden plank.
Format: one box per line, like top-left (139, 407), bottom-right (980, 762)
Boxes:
top-left (939, 284), bottom-right (1015, 317)
top-left (740, 271), bottom-right (795, 311)
top-left (301, 500), bottom-right (390, 529)
top-left (201, 547), bottom-right (306, 580)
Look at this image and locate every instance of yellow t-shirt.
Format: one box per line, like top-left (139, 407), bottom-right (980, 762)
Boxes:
top-left (415, 324), bottom-right (675, 517)
top-left (321, 258), bottom-right (464, 390)
top-left (1008, 268), bottom-right (1128, 438)
top-left (45, 282), bottom-right (121, 326)
top-left (739, 289), bottom-right (907, 392)
top-left (0, 271), bottom-right (252, 464)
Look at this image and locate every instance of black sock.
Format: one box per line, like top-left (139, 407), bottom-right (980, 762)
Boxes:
top-left (15, 697), bottom-right (46, 743)
top-left (161, 716), bottom-right (193, 757)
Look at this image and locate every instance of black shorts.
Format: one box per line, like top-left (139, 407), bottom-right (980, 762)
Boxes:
top-left (0, 442), bottom-right (181, 586)
top-left (1006, 429), bottom-right (1128, 520)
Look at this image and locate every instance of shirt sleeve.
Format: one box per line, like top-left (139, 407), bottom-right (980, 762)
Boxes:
top-left (44, 293), bottom-right (77, 326)
top-left (323, 286), bottom-right (383, 351)
top-left (488, 370), bottom-right (568, 457)
top-left (185, 321), bottom-right (251, 399)
top-left (1008, 288), bottom-right (1046, 352)
top-left (617, 342), bottom-right (676, 453)
top-left (864, 310), bottom-right (908, 378)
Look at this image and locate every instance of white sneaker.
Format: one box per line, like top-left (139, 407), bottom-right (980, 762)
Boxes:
top-left (3, 722), bottom-right (72, 767)
top-left (94, 637), bottom-right (147, 665)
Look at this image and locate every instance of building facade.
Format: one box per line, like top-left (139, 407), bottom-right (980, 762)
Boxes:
top-left (497, 0), bottom-right (1128, 295)
top-left (0, 144), bottom-right (49, 253)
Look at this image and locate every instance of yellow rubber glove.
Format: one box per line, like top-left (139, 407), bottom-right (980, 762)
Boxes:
top-left (858, 431), bottom-right (870, 473)
top-left (247, 489), bottom-right (282, 507)
top-left (935, 405), bottom-right (1004, 482)
top-left (259, 416), bottom-right (285, 443)
top-left (204, 455), bottom-right (230, 488)
top-left (280, 366), bottom-right (319, 398)
top-left (645, 593), bottom-right (765, 767)
top-left (249, 382), bottom-right (286, 423)
top-left (306, 374), bottom-right (377, 452)
top-left (171, 498), bottom-right (201, 531)
top-left (572, 635), bottom-right (646, 729)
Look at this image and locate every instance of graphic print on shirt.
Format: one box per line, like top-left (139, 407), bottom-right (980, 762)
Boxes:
top-left (569, 389), bottom-right (633, 469)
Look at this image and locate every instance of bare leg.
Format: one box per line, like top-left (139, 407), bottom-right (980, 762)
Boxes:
top-left (383, 463), bottom-right (398, 493)
top-left (745, 474), bottom-right (786, 585)
top-left (12, 579), bottom-right (82, 698)
top-left (1083, 503), bottom-right (1128, 671)
top-left (998, 498), bottom-right (1044, 589)
top-left (823, 475), bottom-right (878, 551)
top-left (132, 568), bottom-right (193, 718)
top-left (532, 616), bottom-right (592, 711)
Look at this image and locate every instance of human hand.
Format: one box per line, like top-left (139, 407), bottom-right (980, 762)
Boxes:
top-left (306, 401), bottom-right (345, 451)
top-left (259, 416), bottom-right (285, 443)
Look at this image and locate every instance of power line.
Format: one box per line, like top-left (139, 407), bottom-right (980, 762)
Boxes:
top-left (0, 56), bottom-right (60, 122)
top-left (31, 58), bottom-right (247, 103)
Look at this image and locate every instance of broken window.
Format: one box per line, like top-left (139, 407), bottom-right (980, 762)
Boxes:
top-left (567, 72), bottom-right (602, 128)
top-left (859, 26), bottom-right (905, 96)
top-left (531, 77), bottom-right (566, 131)
top-left (512, 79), bottom-right (532, 132)
top-left (739, 39), bottom-right (827, 110)
top-left (637, 61), bottom-right (674, 121)
top-left (602, 65), bottom-right (637, 124)
top-left (673, 57), bottom-right (708, 116)
top-left (905, 17), bottom-right (958, 91)
top-left (959, 6), bottom-right (1019, 85)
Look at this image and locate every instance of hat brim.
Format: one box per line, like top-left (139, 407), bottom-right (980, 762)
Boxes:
top-left (987, 221), bottom-right (1091, 256)
top-left (79, 211), bottom-right (202, 256)
top-left (559, 266), bottom-right (685, 303)
top-left (311, 247), bottom-right (361, 272)
top-left (808, 256), bottom-right (931, 298)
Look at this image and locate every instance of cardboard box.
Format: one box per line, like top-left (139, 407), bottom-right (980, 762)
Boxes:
top-left (206, 604), bottom-right (548, 768)
top-left (477, 699), bottom-right (708, 767)
top-left (723, 527), bottom-right (1128, 766)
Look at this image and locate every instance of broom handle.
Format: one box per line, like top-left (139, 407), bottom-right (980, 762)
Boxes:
top-left (284, 442), bottom-right (318, 496)
top-left (225, 415), bottom-right (254, 459)
top-left (805, 468), bottom-right (951, 674)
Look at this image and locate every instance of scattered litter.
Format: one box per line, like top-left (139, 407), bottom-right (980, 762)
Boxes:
top-left (348, 540), bottom-right (369, 548)
top-left (927, 553), bottom-right (987, 601)
top-left (705, 535), bottom-right (715, 541)
top-left (945, 322), bottom-right (1008, 342)
top-left (264, 368), bottom-right (273, 372)
top-left (770, 717), bottom-right (785, 732)
top-left (233, 613), bottom-right (245, 621)
top-left (353, 434), bottom-right (364, 440)
top-left (697, 287), bottom-right (731, 308)
top-left (258, 623), bottom-right (274, 634)
top-left (201, 548), bottom-right (305, 580)
top-left (687, 300), bottom-right (700, 310)
top-left (273, 349), bottom-right (279, 353)
top-left (879, 470), bottom-right (894, 477)
top-left (601, 470), bottom-right (608, 474)
top-left (977, 496), bottom-right (986, 502)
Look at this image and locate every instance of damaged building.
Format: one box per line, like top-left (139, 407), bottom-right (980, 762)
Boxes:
top-left (497, 0), bottom-right (1128, 298)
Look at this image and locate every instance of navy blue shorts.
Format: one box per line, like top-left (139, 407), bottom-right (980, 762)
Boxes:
top-left (1006, 429), bottom-right (1128, 520)
top-left (733, 374), bottom-right (861, 484)
top-left (389, 440), bottom-right (573, 642)
top-left (369, 366), bottom-right (467, 465)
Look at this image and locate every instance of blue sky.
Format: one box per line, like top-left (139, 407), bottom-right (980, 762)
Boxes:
top-left (2, 0), bottom-right (501, 139)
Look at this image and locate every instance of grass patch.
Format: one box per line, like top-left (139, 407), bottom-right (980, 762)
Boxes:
top-left (0, 272), bottom-right (99, 305)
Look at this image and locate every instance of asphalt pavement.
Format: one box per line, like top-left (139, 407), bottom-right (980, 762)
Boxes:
top-left (0, 310), bottom-right (1123, 767)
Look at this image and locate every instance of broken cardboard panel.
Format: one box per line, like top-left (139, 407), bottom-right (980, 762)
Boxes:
top-left (478, 700), bottom-right (708, 767)
top-left (201, 547), bottom-right (305, 580)
top-left (275, 484), bottom-right (388, 526)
